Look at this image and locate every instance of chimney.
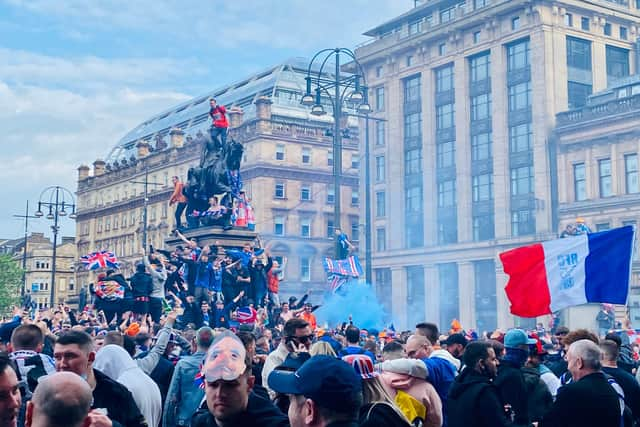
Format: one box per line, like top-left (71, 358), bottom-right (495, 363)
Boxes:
top-left (170, 128), bottom-right (185, 148)
top-left (136, 140), bottom-right (150, 158)
top-left (77, 164), bottom-right (90, 180)
top-left (255, 96), bottom-right (273, 120)
top-left (93, 159), bottom-right (106, 176)
top-left (228, 107), bottom-right (244, 129)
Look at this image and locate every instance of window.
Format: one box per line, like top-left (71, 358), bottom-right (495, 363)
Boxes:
top-left (376, 228), bottom-right (386, 252)
top-left (604, 23), bottom-right (612, 36)
top-left (596, 223), bottom-right (611, 231)
top-left (326, 218), bottom-right (334, 237)
top-left (437, 141), bottom-right (455, 169)
top-left (470, 53), bottom-right (490, 83)
top-left (97, 218), bottom-right (103, 233)
top-left (406, 55), bottom-right (414, 67)
top-left (508, 81), bottom-right (531, 111)
top-left (376, 121), bottom-right (385, 146)
top-left (351, 189), bottom-right (359, 205)
top-left (568, 82), bottom-right (592, 109)
top-left (473, 214), bottom-right (495, 241)
top-left (599, 158), bottom-right (612, 197)
top-left (511, 16), bottom-right (521, 30)
top-left (436, 65), bottom-right (454, 93)
top-left (626, 154), bottom-right (639, 194)
top-left (302, 147), bottom-right (311, 164)
top-left (300, 185), bottom-right (311, 201)
top-left (474, 0), bottom-right (487, 8)
top-left (327, 186), bottom-right (335, 204)
top-left (404, 75), bottom-right (421, 104)
top-left (566, 36), bottom-right (592, 71)
top-left (113, 215), bottom-right (119, 229)
top-left (406, 266), bottom-right (426, 327)
top-left (105, 217), bottom-right (111, 231)
top-left (472, 132), bottom-right (492, 161)
top-left (511, 166), bottom-right (534, 196)
top-left (121, 213), bottom-right (127, 228)
top-left (300, 257), bottom-right (311, 282)
top-left (375, 156), bottom-right (385, 182)
top-left (351, 221), bottom-right (359, 242)
top-left (408, 18), bottom-right (422, 35)
top-left (351, 154), bottom-right (359, 169)
top-left (274, 182), bottom-right (285, 199)
top-left (509, 123), bottom-right (532, 153)
top-left (512, 209), bottom-right (535, 236)
top-left (581, 17), bottom-right (590, 31)
top-left (376, 66), bottom-right (383, 78)
top-left (471, 93), bottom-right (492, 121)
top-left (404, 112), bottom-right (422, 140)
top-left (274, 216), bottom-right (285, 236)
top-left (405, 148), bottom-right (422, 175)
top-left (472, 174), bottom-right (493, 202)
top-left (564, 13), bottom-right (573, 27)
top-left (375, 87), bottom-right (385, 111)
top-left (607, 46), bottom-right (630, 81)
top-left (300, 218), bottom-right (311, 238)
top-left (507, 39), bottom-right (530, 71)
top-left (436, 103), bottom-right (455, 129)
top-left (574, 163), bottom-right (586, 201)
top-left (620, 26), bottom-right (628, 40)
top-left (440, 6), bottom-right (455, 23)
top-left (438, 180), bottom-right (456, 207)
top-left (130, 211), bottom-right (136, 226)
top-left (275, 144), bottom-right (285, 160)
top-left (406, 186), bottom-right (423, 213)
top-left (439, 43), bottom-right (447, 56)
top-left (327, 150), bottom-right (333, 166)
top-left (376, 191), bottom-right (386, 217)
top-left (473, 31), bottom-right (481, 44)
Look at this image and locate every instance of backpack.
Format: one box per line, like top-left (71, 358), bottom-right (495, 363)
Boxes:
top-left (394, 390), bottom-right (426, 427)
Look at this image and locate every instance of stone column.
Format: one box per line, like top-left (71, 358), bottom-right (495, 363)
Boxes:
top-left (424, 264), bottom-right (440, 325)
top-left (454, 56), bottom-right (472, 242)
top-left (458, 261), bottom-right (476, 329)
top-left (391, 266), bottom-right (408, 329)
top-left (170, 128), bottom-right (185, 148)
top-left (491, 43), bottom-right (510, 239)
top-left (255, 97), bottom-right (273, 134)
top-left (495, 267), bottom-right (514, 329)
top-left (77, 165), bottom-right (90, 180)
top-left (93, 160), bottom-right (105, 177)
top-left (228, 107), bottom-right (244, 129)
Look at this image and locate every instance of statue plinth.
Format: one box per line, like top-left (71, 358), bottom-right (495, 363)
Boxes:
top-left (164, 226), bottom-right (259, 253)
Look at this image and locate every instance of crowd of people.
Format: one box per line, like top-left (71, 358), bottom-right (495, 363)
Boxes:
top-left (1, 282), bottom-right (640, 427)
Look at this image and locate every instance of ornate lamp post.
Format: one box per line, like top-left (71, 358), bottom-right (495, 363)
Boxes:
top-left (302, 48), bottom-right (371, 262)
top-left (34, 186), bottom-right (76, 307)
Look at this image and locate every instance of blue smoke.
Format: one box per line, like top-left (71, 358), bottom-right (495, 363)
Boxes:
top-left (315, 281), bottom-right (386, 330)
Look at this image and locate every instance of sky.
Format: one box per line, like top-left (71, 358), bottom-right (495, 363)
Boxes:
top-left (0, 0), bottom-right (411, 241)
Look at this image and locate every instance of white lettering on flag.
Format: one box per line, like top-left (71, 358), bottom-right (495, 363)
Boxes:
top-left (543, 234), bottom-right (589, 312)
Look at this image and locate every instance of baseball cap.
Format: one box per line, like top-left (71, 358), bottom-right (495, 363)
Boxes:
top-left (201, 331), bottom-right (247, 383)
top-left (268, 355), bottom-right (362, 410)
top-left (444, 333), bottom-right (468, 347)
top-left (504, 329), bottom-right (537, 348)
top-left (342, 354), bottom-right (378, 380)
top-left (276, 352), bottom-right (311, 372)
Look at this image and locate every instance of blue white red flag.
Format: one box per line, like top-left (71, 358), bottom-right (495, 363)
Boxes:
top-left (323, 256), bottom-right (363, 293)
top-left (81, 251), bottom-right (120, 270)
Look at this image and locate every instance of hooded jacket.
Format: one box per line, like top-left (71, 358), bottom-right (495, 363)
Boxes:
top-left (447, 368), bottom-right (518, 427)
top-left (420, 355), bottom-right (456, 427)
top-left (129, 271), bottom-right (153, 299)
top-left (494, 354), bottom-right (529, 425)
top-left (94, 345), bottom-right (162, 427)
top-left (191, 391), bottom-right (288, 427)
top-left (92, 369), bottom-right (148, 427)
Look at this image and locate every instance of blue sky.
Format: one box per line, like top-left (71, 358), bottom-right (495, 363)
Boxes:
top-left (0, 0), bottom-right (410, 241)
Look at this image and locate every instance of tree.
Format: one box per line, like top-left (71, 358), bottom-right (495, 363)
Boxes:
top-left (0, 254), bottom-right (22, 315)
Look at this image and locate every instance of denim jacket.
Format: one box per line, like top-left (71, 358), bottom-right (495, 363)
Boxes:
top-left (163, 350), bottom-right (207, 427)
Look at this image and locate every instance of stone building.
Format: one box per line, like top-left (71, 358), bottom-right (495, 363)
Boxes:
top-left (75, 59), bottom-right (359, 300)
top-left (555, 75), bottom-right (640, 328)
top-left (355, 0), bottom-right (640, 329)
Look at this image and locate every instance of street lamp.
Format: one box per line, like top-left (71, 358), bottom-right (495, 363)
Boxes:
top-left (36, 186), bottom-right (76, 307)
top-left (302, 48), bottom-right (371, 261)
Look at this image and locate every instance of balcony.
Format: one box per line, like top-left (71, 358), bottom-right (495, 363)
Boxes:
top-left (556, 94), bottom-right (640, 128)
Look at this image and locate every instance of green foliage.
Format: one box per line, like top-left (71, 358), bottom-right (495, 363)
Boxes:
top-left (0, 254), bottom-right (23, 315)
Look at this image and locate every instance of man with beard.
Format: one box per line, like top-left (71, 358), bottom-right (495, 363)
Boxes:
top-left (0, 354), bottom-right (21, 427)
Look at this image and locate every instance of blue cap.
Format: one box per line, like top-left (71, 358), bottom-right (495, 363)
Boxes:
top-left (504, 328), bottom-right (537, 348)
top-left (268, 355), bottom-right (362, 410)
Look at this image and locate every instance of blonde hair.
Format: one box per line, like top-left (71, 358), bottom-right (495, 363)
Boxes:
top-left (309, 341), bottom-right (337, 357)
top-left (362, 377), bottom-right (411, 425)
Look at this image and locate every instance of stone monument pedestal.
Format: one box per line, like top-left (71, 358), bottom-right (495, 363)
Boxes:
top-left (164, 226), bottom-right (259, 253)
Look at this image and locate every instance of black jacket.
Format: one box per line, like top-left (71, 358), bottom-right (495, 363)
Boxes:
top-left (494, 359), bottom-right (530, 425)
top-left (521, 367), bottom-right (553, 422)
top-left (448, 368), bottom-right (522, 427)
top-left (359, 402), bottom-right (409, 427)
top-left (191, 391), bottom-right (288, 427)
top-left (540, 372), bottom-right (621, 427)
top-left (129, 272), bottom-right (153, 298)
top-left (92, 369), bottom-right (148, 427)
top-left (603, 366), bottom-right (640, 423)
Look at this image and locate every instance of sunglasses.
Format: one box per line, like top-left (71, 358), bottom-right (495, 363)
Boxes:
top-left (289, 334), bottom-right (314, 344)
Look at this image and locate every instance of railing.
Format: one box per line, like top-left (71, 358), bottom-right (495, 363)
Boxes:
top-left (556, 94), bottom-right (640, 126)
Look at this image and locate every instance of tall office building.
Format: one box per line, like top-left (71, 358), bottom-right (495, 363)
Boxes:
top-left (355, 0), bottom-right (640, 329)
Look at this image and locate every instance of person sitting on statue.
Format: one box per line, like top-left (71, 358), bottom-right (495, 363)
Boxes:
top-left (208, 97), bottom-right (228, 152)
top-left (169, 175), bottom-right (188, 231)
top-left (201, 196), bottom-right (228, 227)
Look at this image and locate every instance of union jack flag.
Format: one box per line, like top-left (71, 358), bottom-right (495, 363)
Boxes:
top-left (237, 306), bottom-right (257, 324)
top-left (323, 256), bottom-right (362, 293)
top-left (81, 251), bottom-right (119, 270)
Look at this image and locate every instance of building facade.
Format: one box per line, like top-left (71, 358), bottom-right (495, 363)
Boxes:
top-left (555, 75), bottom-right (640, 328)
top-left (355, 0), bottom-right (640, 330)
top-left (75, 59), bottom-right (359, 300)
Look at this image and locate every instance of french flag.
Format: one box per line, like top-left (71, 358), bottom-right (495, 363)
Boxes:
top-left (500, 226), bottom-right (635, 318)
